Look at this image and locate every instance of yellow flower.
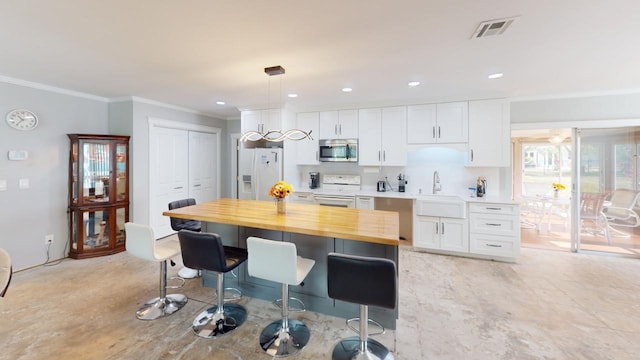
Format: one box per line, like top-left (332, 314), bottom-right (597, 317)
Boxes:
top-left (552, 183), bottom-right (566, 191)
top-left (269, 180), bottom-right (294, 199)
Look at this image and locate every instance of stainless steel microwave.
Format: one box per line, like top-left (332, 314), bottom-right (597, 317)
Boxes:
top-left (319, 139), bottom-right (358, 162)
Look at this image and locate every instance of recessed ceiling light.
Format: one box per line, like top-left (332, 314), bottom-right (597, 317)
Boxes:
top-left (488, 73), bottom-right (503, 79)
top-left (287, 93), bottom-right (298, 98)
top-left (216, 101), bottom-right (225, 105)
top-left (408, 81), bottom-right (421, 87)
top-left (342, 87), bottom-right (353, 93)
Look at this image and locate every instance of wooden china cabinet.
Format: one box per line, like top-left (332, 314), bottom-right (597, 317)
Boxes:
top-left (67, 134), bottom-right (130, 259)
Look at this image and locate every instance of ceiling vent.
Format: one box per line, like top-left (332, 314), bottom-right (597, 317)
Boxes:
top-left (471, 17), bottom-right (518, 39)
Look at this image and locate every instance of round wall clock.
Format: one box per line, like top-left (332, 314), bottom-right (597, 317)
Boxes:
top-left (6, 109), bottom-right (39, 131)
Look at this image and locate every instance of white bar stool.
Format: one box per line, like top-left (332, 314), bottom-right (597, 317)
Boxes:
top-left (246, 236), bottom-right (315, 357)
top-left (124, 222), bottom-right (187, 320)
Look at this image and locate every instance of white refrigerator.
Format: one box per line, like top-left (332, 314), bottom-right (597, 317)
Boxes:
top-left (238, 147), bottom-right (283, 201)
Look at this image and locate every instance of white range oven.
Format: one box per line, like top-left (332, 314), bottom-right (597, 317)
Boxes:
top-left (313, 174), bottom-right (361, 208)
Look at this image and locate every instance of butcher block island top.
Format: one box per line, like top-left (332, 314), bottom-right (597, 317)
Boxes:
top-left (163, 198), bottom-right (399, 246)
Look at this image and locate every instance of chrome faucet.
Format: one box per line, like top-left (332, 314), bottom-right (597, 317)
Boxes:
top-left (433, 171), bottom-right (442, 194)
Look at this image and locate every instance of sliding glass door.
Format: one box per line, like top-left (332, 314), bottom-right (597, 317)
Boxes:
top-left (575, 127), bottom-right (640, 256)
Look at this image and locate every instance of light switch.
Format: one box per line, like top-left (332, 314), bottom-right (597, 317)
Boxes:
top-left (0, 179), bottom-right (6, 191)
top-left (19, 178), bottom-right (29, 189)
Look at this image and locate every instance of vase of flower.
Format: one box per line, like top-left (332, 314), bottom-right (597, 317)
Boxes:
top-left (276, 198), bottom-right (286, 214)
top-left (270, 180), bottom-right (294, 215)
top-left (554, 189), bottom-right (559, 198)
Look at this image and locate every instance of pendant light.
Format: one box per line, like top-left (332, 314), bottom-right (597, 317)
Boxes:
top-left (240, 65), bottom-right (313, 142)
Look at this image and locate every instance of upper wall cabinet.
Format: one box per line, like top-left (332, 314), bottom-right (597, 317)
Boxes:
top-left (241, 109), bottom-right (281, 134)
top-left (296, 112), bottom-right (320, 165)
top-left (319, 109), bottom-right (358, 139)
top-left (407, 101), bottom-right (468, 144)
top-left (358, 106), bottom-right (407, 166)
top-left (467, 99), bottom-right (510, 167)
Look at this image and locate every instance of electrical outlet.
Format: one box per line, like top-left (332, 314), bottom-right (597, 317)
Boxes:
top-left (45, 234), bottom-right (54, 244)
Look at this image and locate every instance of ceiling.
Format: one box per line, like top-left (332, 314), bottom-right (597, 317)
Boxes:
top-left (1, 1), bottom-right (639, 120)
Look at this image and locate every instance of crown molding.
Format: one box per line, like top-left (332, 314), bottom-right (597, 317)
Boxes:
top-left (0, 75), bottom-right (109, 102)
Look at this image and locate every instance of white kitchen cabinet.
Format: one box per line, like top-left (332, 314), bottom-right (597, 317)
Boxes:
top-left (407, 102), bottom-right (468, 144)
top-left (467, 99), bottom-right (510, 167)
top-left (469, 202), bottom-right (520, 259)
top-left (296, 112), bottom-right (320, 165)
top-left (356, 196), bottom-right (375, 210)
top-left (241, 109), bottom-right (281, 134)
top-left (319, 109), bottom-right (358, 139)
top-left (358, 106), bottom-right (407, 166)
top-left (413, 216), bottom-right (468, 252)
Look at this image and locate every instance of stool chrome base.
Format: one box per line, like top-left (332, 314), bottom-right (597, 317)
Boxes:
top-left (332, 336), bottom-right (394, 360)
top-left (136, 293), bottom-right (187, 320)
top-left (192, 303), bottom-right (247, 338)
top-left (259, 319), bottom-right (310, 357)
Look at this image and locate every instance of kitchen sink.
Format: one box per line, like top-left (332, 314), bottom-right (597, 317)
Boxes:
top-left (415, 194), bottom-right (466, 218)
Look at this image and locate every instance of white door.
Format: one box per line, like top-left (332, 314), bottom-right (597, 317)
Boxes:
top-left (436, 101), bottom-right (469, 143)
top-left (189, 131), bottom-right (218, 204)
top-left (381, 106), bottom-right (407, 166)
top-left (150, 127), bottom-right (189, 238)
top-left (358, 108), bottom-right (382, 166)
top-left (413, 216), bottom-right (440, 249)
top-left (440, 218), bottom-right (469, 252)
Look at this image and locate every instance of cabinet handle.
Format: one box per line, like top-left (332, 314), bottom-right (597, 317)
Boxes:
top-left (486, 223), bottom-right (502, 227)
top-left (435, 224), bottom-right (439, 234)
top-left (470, 149), bottom-right (474, 162)
top-left (383, 150), bottom-right (386, 162)
top-left (438, 126), bottom-right (441, 138)
top-left (174, 186), bottom-right (183, 190)
top-left (193, 184), bottom-right (201, 187)
top-left (441, 222), bottom-right (445, 234)
top-left (378, 150), bottom-right (381, 161)
top-left (316, 151), bottom-right (319, 161)
top-left (432, 126), bottom-right (436, 139)
top-left (339, 124), bottom-right (342, 135)
top-left (486, 243), bottom-right (503, 248)
top-left (335, 124), bottom-right (338, 135)
top-left (299, 195), bottom-right (308, 198)
top-left (486, 207), bottom-right (502, 211)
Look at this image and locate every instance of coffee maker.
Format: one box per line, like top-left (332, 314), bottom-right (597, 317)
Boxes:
top-left (309, 172), bottom-right (320, 189)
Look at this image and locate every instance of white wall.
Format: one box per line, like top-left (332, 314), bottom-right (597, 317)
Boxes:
top-left (0, 82), bottom-right (108, 270)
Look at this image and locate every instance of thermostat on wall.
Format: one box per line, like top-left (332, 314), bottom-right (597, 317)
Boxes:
top-left (8, 150), bottom-right (29, 161)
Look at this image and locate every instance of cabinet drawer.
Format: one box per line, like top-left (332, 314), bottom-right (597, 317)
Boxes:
top-left (469, 203), bottom-right (518, 216)
top-left (289, 192), bottom-right (314, 203)
top-left (470, 234), bottom-right (518, 257)
top-left (470, 214), bottom-right (519, 236)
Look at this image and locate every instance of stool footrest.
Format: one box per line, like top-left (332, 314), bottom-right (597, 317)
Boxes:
top-left (346, 317), bottom-right (386, 337)
top-left (221, 287), bottom-right (242, 302)
top-left (272, 296), bottom-right (306, 312)
top-left (166, 276), bottom-right (186, 289)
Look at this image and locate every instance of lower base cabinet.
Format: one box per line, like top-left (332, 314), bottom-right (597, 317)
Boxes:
top-left (413, 216), bottom-right (468, 252)
top-left (469, 203), bottom-right (520, 259)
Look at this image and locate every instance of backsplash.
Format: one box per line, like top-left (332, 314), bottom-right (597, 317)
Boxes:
top-left (292, 146), bottom-right (502, 197)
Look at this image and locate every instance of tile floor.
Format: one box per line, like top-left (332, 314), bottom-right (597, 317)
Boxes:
top-left (1, 241), bottom-right (640, 359)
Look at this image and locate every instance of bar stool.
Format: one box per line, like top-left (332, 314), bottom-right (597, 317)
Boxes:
top-left (178, 230), bottom-right (248, 338)
top-left (124, 222), bottom-right (187, 320)
top-left (0, 248), bottom-right (12, 297)
top-left (168, 198), bottom-right (202, 279)
top-left (246, 236), bottom-right (315, 357)
top-left (327, 252), bottom-right (397, 360)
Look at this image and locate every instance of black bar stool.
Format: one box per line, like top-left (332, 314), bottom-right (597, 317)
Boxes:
top-left (178, 230), bottom-right (248, 338)
top-left (168, 198), bottom-right (202, 279)
top-left (327, 252), bottom-right (397, 360)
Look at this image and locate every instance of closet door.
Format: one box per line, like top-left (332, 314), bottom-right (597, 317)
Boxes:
top-left (150, 127), bottom-right (189, 238)
top-left (189, 131), bottom-right (218, 204)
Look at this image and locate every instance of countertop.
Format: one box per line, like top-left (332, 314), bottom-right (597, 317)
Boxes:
top-left (296, 187), bottom-right (518, 204)
top-left (163, 198), bottom-right (400, 245)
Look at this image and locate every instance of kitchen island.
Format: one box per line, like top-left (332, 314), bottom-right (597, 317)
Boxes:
top-left (163, 198), bottom-right (400, 328)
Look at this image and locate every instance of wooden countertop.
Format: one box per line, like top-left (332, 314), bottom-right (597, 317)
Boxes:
top-left (163, 198), bottom-right (399, 246)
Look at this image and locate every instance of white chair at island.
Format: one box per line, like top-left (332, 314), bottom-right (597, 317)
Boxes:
top-left (246, 236), bottom-right (315, 357)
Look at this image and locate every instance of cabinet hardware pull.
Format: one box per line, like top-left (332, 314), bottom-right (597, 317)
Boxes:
top-left (486, 207), bottom-right (502, 210)
top-left (383, 150), bottom-right (386, 162)
top-left (441, 222), bottom-right (445, 234)
top-left (378, 150), bottom-right (381, 161)
top-left (174, 186), bottom-right (183, 190)
top-left (486, 223), bottom-right (501, 226)
top-left (486, 244), bottom-right (502, 248)
top-left (193, 184), bottom-right (201, 187)
top-left (470, 149), bottom-right (474, 162)
top-left (438, 126), bottom-right (441, 138)
top-left (339, 124), bottom-right (342, 135)
top-left (335, 124), bottom-right (338, 135)
top-left (432, 126), bottom-right (435, 139)
top-left (316, 151), bottom-right (319, 161)
top-left (435, 224), bottom-right (439, 234)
